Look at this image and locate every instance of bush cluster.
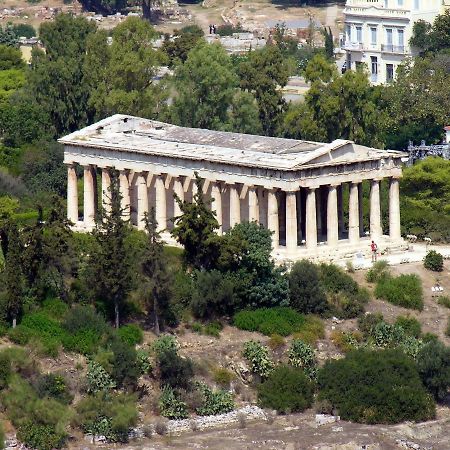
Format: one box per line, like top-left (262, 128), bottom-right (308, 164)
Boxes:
top-left (195, 382), bottom-right (234, 416)
top-left (257, 365), bottom-right (314, 414)
top-left (233, 307), bottom-right (305, 336)
top-left (242, 341), bottom-right (274, 379)
top-left (287, 339), bottom-right (317, 379)
top-left (330, 330), bottom-right (363, 353)
top-left (375, 274), bottom-right (424, 310)
top-left (318, 349), bottom-right (436, 424)
top-left (423, 250), bottom-right (444, 272)
top-left (158, 385), bottom-right (188, 420)
top-left (365, 260), bottom-right (389, 283)
top-left (118, 324), bottom-right (144, 346)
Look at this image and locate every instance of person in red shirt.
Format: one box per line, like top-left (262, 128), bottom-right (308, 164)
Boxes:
top-left (371, 240), bottom-right (378, 262)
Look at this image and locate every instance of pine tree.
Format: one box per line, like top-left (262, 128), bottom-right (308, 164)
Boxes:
top-left (89, 170), bottom-right (133, 328)
top-left (141, 207), bottom-right (171, 335)
top-left (171, 172), bottom-right (221, 270)
top-left (4, 221), bottom-right (24, 328)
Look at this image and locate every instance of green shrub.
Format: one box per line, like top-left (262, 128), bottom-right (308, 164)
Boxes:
top-left (195, 382), bottom-right (234, 416)
top-left (447, 317), bottom-right (450, 337)
top-left (233, 307), bottom-right (305, 336)
top-left (292, 315), bottom-right (325, 345)
top-left (242, 341), bottom-right (274, 379)
top-left (288, 339), bottom-right (317, 379)
top-left (63, 305), bottom-right (108, 335)
top-left (0, 352), bottom-right (11, 389)
top-left (158, 348), bottom-right (194, 390)
top-left (17, 422), bottom-right (66, 450)
top-left (423, 250), bottom-right (444, 272)
top-left (191, 322), bottom-right (203, 333)
top-left (375, 274), bottom-right (423, 310)
top-left (41, 298), bottom-right (69, 320)
top-left (395, 316), bottom-right (422, 338)
top-left (8, 325), bottom-right (33, 345)
top-left (366, 260), bottom-right (389, 283)
top-left (358, 313), bottom-right (384, 337)
top-left (331, 330), bottom-right (362, 353)
top-left (0, 421), bottom-right (4, 450)
top-left (108, 338), bottom-right (139, 389)
top-left (136, 349), bottom-right (152, 375)
top-left (319, 263), bottom-right (369, 318)
top-left (158, 385), bottom-right (188, 419)
top-left (257, 365), bottom-right (314, 413)
top-left (62, 328), bottom-right (102, 355)
top-left (86, 360), bottom-right (116, 394)
top-left (34, 374), bottom-right (73, 404)
top-left (118, 324), bottom-right (144, 346)
top-left (204, 321), bottom-right (223, 337)
top-left (152, 335), bottom-right (178, 358)
top-left (438, 296), bottom-right (450, 308)
top-left (74, 392), bottom-right (138, 442)
top-left (289, 260), bottom-right (328, 315)
top-left (268, 334), bottom-right (285, 350)
top-left (416, 340), bottom-right (450, 402)
top-left (213, 367), bottom-right (235, 387)
top-left (318, 349), bottom-right (436, 424)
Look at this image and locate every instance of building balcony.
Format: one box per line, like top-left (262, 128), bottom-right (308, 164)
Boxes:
top-left (343, 41), bottom-right (364, 51)
top-left (344, 6), bottom-right (409, 20)
top-left (381, 44), bottom-right (406, 54)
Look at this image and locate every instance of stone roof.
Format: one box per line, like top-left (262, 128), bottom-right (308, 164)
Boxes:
top-left (59, 115), bottom-right (401, 171)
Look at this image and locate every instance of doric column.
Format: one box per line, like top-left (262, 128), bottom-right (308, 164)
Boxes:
top-left (358, 183), bottom-right (364, 237)
top-left (83, 165), bottom-right (95, 228)
top-left (370, 179), bottom-right (382, 240)
top-left (67, 163), bottom-right (78, 224)
top-left (229, 184), bottom-right (240, 227)
top-left (155, 175), bottom-right (167, 232)
top-left (286, 191), bottom-right (297, 253)
top-left (137, 173), bottom-right (148, 230)
top-left (389, 177), bottom-right (401, 240)
top-left (211, 183), bottom-right (222, 234)
top-left (337, 184), bottom-right (344, 236)
top-left (316, 189), bottom-right (322, 238)
top-left (119, 170), bottom-right (130, 221)
top-left (173, 177), bottom-right (184, 218)
top-left (348, 182), bottom-right (360, 244)
top-left (101, 168), bottom-right (111, 215)
top-left (267, 189), bottom-right (279, 250)
top-left (248, 186), bottom-right (259, 223)
top-left (327, 185), bottom-right (339, 247)
top-left (306, 187), bottom-right (317, 250)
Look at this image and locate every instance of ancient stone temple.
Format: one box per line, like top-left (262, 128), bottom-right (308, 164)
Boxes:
top-left (60, 114), bottom-right (405, 262)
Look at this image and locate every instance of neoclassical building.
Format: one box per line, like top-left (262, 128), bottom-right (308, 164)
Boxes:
top-left (60, 115), bottom-right (405, 262)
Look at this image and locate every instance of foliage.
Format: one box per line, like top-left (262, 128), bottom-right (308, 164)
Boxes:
top-left (319, 263), bottom-right (369, 318)
top-left (410, 11), bottom-right (450, 53)
top-left (74, 392), bottom-right (138, 443)
top-left (213, 368), bottom-right (235, 387)
top-left (423, 250), bottom-right (444, 272)
top-left (34, 373), bottom-right (73, 405)
top-left (288, 339), bottom-right (317, 379)
top-left (17, 422), bottom-right (66, 450)
top-left (375, 274), bottom-right (423, 310)
top-left (242, 341), bottom-right (274, 379)
top-left (330, 330), bottom-right (362, 353)
top-left (108, 337), bottom-right (139, 389)
top-left (0, 45), bottom-right (25, 71)
top-left (152, 334), bottom-right (178, 358)
top-left (170, 42), bottom-right (237, 130)
top-left (86, 360), bottom-right (116, 394)
top-left (171, 174), bottom-right (221, 270)
top-left (268, 334), bottom-right (285, 350)
top-left (365, 260), bottom-right (389, 283)
top-left (136, 349), bottom-right (152, 375)
top-left (318, 349), bottom-right (436, 424)
top-left (158, 385), bottom-right (188, 419)
top-left (291, 315), bottom-right (325, 345)
top-left (438, 296), bottom-right (450, 309)
top-left (118, 324), bottom-right (144, 346)
top-left (158, 348), bottom-right (194, 391)
top-left (195, 382), bottom-right (234, 416)
top-left (257, 365), bottom-right (314, 414)
top-left (162, 25), bottom-right (204, 66)
top-left (395, 316), bottom-right (422, 338)
top-left (416, 340), bottom-right (450, 402)
top-left (238, 45), bottom-right (289, 135)
top-left (289, 259), bottom-right (328, 315)
top-left (358, 312), bottom-right (384, 337)
top-left (233, 307), bottom-right (305, 337)
top-left (0, 421), bottom-right (4, 450)
top-left (87, 170), bottom-right (133, 327)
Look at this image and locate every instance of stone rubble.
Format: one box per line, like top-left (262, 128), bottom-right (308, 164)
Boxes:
top-left (395, 439), bottom-right (433, 450)
top-left (315, 414), bottom-right (341, 427)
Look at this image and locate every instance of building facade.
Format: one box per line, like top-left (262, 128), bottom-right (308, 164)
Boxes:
top-left (343, 0), bottom-right (442, 84)
top-left (60, 115), bottom-right (405, 263)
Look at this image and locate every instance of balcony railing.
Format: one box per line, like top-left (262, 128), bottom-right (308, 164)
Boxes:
top-left (381, 44), bottom-right (406, 53)
top-left (343, 41), bottom-right (364, 51)
top-left (344, 6), bottom-right (409, 19)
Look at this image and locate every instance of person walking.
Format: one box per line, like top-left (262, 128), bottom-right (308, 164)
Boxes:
top-left (370, 240), bottom-right (378, 263)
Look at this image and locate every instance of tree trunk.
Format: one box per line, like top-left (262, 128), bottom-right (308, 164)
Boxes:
top-left (12, 317), bottom-right (16, 329)
top-left (115, 301), bottom-right (119, 329)
top-left (153, 298), bottom-right (160, 336)
top-left (142, 0), bottom-right (152, 22)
